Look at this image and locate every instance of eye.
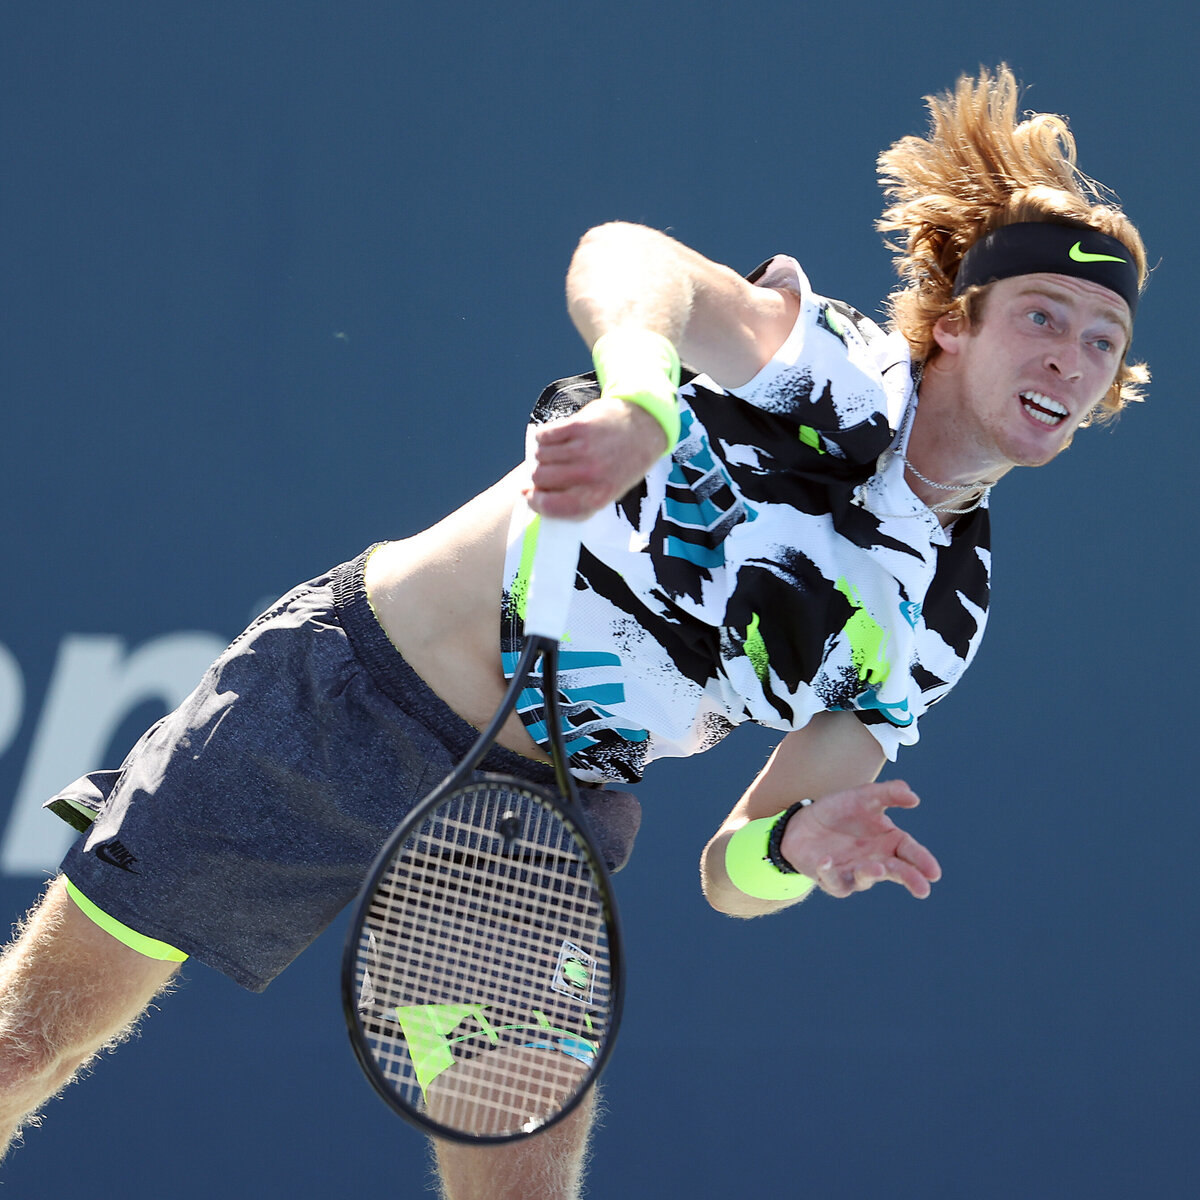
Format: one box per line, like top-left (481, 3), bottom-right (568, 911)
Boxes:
top-left (1092, 336), bottom-right (1116, 354)
top-left (1027, 309), bottom-right (1050, 327)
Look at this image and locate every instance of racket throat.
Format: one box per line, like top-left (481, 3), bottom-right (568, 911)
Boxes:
top-left (537, 640), bottom-right (582, 807)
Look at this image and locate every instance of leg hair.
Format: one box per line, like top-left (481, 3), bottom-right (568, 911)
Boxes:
top-left (0, 877), bottom-right (180, 1158)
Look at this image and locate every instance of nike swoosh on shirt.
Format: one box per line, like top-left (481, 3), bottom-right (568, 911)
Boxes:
top-left (1069, 241), bottom-right (1127, 264)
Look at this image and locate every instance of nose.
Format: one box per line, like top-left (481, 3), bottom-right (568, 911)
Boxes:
top-left (1045, 336), bottom-right (1083, 380)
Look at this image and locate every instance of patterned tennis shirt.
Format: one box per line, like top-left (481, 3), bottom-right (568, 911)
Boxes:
top-left (501, 255), bottom-right (991, 784)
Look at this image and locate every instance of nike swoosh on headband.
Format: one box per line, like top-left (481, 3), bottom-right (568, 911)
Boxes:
top-left (952, 224), bottom-right (1139, 316)
top-left (1069, 241), bottom-right (1128, 264)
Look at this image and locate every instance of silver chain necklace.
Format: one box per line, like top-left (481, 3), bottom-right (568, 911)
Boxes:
top-left (900, 458), bottom-right (994, 515)
top-left (861, 363), bottom-right (995, 519)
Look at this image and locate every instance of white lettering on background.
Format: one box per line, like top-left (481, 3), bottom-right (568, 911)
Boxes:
top-left (0, 633), bottom-right (225, 875)
top-left (0, 644), bottom-right (23, 761)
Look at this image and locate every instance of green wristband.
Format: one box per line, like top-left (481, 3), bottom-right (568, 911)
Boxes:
top-left (724, 806), bottom-right (817, 901)
top-left (591, 329), bottom-right (682, 453)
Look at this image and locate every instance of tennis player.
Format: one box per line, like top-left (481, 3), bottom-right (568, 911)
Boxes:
top-left (0, 66), bottom-right (1149, 1200)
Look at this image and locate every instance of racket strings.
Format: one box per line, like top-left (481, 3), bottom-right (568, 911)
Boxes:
top-left (350, 783), bottom-right (614, 1138)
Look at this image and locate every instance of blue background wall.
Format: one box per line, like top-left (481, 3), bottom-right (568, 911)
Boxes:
top-left (2, 4), bottom-right (1196, 1196)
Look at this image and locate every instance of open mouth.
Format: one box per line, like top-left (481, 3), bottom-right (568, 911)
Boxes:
top-left (1020, 390), bottom-right (1069, 427)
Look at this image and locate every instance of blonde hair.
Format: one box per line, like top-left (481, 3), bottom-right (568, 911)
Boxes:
top-left (877, 65), bottom-right (1149, 420)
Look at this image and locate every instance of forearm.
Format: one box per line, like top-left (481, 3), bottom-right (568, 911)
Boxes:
top-left (700, 713), bottom-right (891, 916)
top-left (565, 222), bottom-right (796, 389)
top-left (701, 824), bottom-right (811, 919)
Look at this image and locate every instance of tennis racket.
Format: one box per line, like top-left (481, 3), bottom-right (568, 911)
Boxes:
top-left (342, 515), bottom-right (624, 1143)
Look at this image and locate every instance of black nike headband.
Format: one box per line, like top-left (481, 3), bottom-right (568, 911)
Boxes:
top-left (952, 222), bottom-right (1139, 317)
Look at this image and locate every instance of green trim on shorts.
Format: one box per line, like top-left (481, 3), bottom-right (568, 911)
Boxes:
top-left (63, 877), bottom-right (189, 963)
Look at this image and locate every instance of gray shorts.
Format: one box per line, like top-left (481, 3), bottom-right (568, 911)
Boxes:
top-left (51, 546), bottom-right (641, 992)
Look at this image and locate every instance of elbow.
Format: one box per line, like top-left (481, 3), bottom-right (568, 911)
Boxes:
top-left (703, 887), bottom-right (751, 919)
top-left (567, 221), bottom-right (668, 288)
top-left (702, 879), bottom-right (775, 920)
top-left (573, 220), bottom-right (654, 256)
top-left (566, 221), bottom-right (685, 345)
top-left (566, 223), bottom-right (654, 341)
top-left (700, 844), bottom-right (768, 919)
top-left (701, 833), bottom-right (810, 919)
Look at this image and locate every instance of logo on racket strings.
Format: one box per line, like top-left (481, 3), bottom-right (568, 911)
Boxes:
top-left (389, 1001), bottom-right (600, 1099)
top-left (552, 940), bottom-right (597, 1007)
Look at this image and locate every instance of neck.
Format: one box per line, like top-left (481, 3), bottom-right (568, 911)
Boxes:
top-left (905, 361), bottom-right (1010, 524)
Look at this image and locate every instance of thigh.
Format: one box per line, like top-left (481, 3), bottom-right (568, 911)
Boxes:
top-left (1, 876), bottom-right (179, 1055)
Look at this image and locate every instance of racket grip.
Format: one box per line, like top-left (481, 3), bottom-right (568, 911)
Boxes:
top-left (524, 516), bottom-right (583, 641)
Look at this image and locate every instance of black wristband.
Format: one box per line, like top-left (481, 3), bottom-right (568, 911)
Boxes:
top-left (765, 799), bottom-right (813, 874)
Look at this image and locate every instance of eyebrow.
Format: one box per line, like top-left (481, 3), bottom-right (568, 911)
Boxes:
top-left (1016, 283), bottom-right (1132, 341)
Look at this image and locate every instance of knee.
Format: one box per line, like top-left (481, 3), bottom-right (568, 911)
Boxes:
top-left (0, 1021), bottom-right (74, 1109)
top-left (0, 1024), bottom-right (57, 1080)
top-left (0, 879), bottom-right (176, 1094)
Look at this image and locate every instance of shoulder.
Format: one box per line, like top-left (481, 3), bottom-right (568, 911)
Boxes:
top-left (740, 255), bottom-right (906, 394)
top-left (689, 255), bottom-right (911, 463)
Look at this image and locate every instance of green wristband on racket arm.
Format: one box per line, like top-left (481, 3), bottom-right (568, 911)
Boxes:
top-left (591, 328), bottom-right (682, 453)
top-left (724, 802), bottom-right (817, 901)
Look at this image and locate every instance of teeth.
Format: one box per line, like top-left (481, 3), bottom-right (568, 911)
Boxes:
top-left (1020, 391), bottom-right (1069, 426)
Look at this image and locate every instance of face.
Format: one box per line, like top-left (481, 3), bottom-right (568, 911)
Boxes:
top-left (930, 273), bottom-right (1130, 472)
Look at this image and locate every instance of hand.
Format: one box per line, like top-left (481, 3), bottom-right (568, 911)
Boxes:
top-left (524, 397), bottom-right (668, 519)
top-left (779, 780), bottom-right (941, 899)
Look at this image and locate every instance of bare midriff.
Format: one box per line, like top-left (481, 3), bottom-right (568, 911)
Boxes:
top-left (363, 467), bottom-right (551, 763)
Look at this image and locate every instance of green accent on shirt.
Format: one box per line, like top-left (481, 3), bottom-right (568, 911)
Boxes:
top-left (835, 578), bottom-right (890, 687)
top-left (745, 612), bottom-right (770, 682)
top-left (511, 515), bottom-right (541, 620)
top-left (798, 425), bottom-right (825, 453)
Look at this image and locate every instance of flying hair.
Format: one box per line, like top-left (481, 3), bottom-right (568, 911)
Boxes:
top-left (877, 65), bottom-right (1149, 420)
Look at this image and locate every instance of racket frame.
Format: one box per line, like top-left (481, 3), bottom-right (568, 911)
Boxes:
top-left (342, 628), bottom-right (625, 1144)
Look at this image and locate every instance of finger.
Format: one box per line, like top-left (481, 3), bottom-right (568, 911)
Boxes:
top-left (814, 852), bottom-right (937, 900)
top-left (815, 857), bottom-right (884, 898)
top-left (851, 860), bottom-right (890, 892)
top-left (813, 856), bottom-right (850, 899)
top-left (530, 453), bottom-right (613, 493)
top-left (821, 781), bottom-right (919, 829)
top-left (529, 463), bottom-right (584, 491)
top-left (533, 437), bottom-right (584, 465)
top-left (848, 857), bottom-right (934, 899)
top-left (874, 779), bottom-right (920, 810)
top-left (884, 858), bottom-right (937, 899)
top-left (528, 489), bottom-right (594, 519)
top-left (534, 418), bottom-right (583, 446)
top-left (528, 480), bottom-right (611, 520)
top-left (895, 832), bottom-right (941, 881)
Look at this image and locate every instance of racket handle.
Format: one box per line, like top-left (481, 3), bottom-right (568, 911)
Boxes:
top-left (524, 516), bottom-right (582, 641)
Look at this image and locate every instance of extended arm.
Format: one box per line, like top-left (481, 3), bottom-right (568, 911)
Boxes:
top-left (701, 711), bottom-right (942, 918)
top-left (565, 222), bottom-right (797, 389)
top-left (527, 223), bottom-right (798, 519)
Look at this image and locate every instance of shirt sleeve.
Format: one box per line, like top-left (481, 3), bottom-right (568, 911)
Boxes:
top-left (725, 255), bottom-right (905, 464)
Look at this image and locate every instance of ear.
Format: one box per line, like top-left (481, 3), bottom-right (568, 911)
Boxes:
top-left (931, 310), bottom-right (967, 356)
